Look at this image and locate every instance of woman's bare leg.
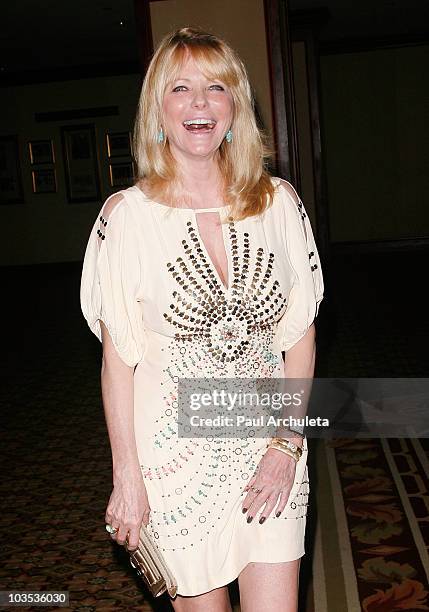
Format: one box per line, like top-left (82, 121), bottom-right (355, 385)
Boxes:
top-left (238, 559), bottom-right (301, 612)
top-left (170, 585), bottom-right (232, 612)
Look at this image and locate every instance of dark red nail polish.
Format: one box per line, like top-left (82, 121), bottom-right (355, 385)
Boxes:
top-left (242, 507), bottom-right (248, 513)
top-left (276, 511), bottom-right (281, 517)
top-left (259, 517), bottom-right (266, 524)
top-left (247, 516), bottom-right (253, 524)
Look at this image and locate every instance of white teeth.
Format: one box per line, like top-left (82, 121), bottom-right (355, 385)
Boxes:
top-left (183, 119), bottom-right (216, 125)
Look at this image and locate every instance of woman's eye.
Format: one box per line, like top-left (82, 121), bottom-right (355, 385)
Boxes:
top-left (171, 84), bottom-right (225, 93)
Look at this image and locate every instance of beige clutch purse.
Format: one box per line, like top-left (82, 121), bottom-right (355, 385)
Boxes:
top-left (127, 524), bottom-right (178, 598)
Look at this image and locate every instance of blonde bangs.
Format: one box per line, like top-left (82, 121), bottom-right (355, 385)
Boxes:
top-left (133, 27), bottom-right (275, 220)
top-left (179, 45), bottom-right (240, 90)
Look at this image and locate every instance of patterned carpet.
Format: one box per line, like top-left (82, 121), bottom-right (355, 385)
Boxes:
top-left (312, 438), bottom-right (429, 612)
top-left (1, 248), bottom-right (428, 611)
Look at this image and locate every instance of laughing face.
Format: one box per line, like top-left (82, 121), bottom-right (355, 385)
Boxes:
top-left (161, 53), bottom-right (234, 161)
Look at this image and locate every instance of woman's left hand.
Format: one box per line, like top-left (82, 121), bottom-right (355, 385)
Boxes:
top-left (241, 448), bottom-right (297, 523)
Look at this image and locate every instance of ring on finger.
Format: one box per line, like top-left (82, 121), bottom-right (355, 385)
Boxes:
top-left (250, 486), bottom-right (262, 494)
top-left (105, 524), bottom-right (118, 535)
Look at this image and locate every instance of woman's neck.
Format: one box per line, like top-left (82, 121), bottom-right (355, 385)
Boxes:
top-left (166, 141), bottom-right (218, 187)
top-left (178, 159), bottom-right (221, 196)
top-left (175, 157), bottom-right (224, 206)
top-left (141, 149), bottom-right (225, 208)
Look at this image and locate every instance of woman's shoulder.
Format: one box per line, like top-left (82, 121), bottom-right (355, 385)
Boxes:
top-left (100, 185), bottom-right (144, 222)
top-left (265, 176), bottom-right (303, 222)
top-left (269, 175), bottom-right (301, 206)
top-left (100, 191), bottom-right (126, 220)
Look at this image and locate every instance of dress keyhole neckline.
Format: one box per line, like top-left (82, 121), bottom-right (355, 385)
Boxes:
top-left (192, 209), bottom-right (231, 293)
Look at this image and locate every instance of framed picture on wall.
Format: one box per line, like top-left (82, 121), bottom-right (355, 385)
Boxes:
top-left (0, 135), bottom-right (24, 204)
top-left (106, 132), bottom-right (132, 158)
top-left (109, 162), bottom-right (135, 187)
top-left (32, 168), bottom-right (57, 194)
top-left (61, 124), bottom-right (101, 203)
top-left (28, 140), bottom-right (55, 165)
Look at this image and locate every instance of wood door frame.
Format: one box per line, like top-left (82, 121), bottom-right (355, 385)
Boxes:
top-left (134, 0), bottom-right (155, 78)
top-left (289, 8), bottom-right (332, 261)
top-left (263, 0), bottom-right (300, 186)
top-left (265, 4), bottom-right (332, 264)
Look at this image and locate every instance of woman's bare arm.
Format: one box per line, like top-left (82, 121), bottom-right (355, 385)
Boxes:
top-left (281, 322), bottom-right (316, 448)
top-left (100, 320), bottom-right (140, 475)
top-left (283, 322), bottom-right (316, 379)
top-left (100, 321), bottom-right (151, 550)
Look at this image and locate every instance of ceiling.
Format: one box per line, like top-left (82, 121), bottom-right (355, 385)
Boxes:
top-left (1, 0), bottom-right (428, 78)
top-left (1, 0), bottom-right (138, 74)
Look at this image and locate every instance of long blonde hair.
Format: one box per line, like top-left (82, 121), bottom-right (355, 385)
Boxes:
top-left (133, 26), bottom-right (275, 220)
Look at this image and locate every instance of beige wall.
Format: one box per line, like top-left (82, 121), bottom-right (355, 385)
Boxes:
top-left (149, 0), bottom-right (274, 145)
top-left (320, 44), bottom-right (429, 242)
top-left (1, 74), bottom-right (141, 265)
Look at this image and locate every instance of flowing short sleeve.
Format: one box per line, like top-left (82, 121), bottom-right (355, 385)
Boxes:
top-left (275, 180), bottom-right (324, 352)
top-left (79, 193), bottom-right (147, 367)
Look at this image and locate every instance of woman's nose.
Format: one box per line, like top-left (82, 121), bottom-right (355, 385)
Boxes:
top-left (191, 88), bottom-right (208, 108)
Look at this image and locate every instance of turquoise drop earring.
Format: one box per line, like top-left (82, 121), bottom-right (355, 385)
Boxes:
top-left (225, 128), bottom-right (233, 143)
top-left (157, 127), bottom-right (164, 144)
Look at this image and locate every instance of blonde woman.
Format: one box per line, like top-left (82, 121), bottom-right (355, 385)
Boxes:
top-left (80, 27), bottom-right (323, 612)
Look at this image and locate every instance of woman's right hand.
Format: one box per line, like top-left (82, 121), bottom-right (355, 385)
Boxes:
top-left (105, 469), bottom-right (151, 552)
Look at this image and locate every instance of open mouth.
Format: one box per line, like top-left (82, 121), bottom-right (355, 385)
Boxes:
top-left (183, 118), bottom-right (217, 133)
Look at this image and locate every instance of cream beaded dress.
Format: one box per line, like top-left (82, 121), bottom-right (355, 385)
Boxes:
top-left (80, 177), bottom-right (324, 596)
